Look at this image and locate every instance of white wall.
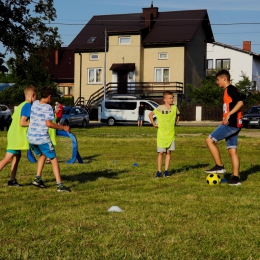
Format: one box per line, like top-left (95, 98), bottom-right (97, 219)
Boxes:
top-left (207, 43), bottom-right (254, 86)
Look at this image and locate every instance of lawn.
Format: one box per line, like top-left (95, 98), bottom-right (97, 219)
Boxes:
top-left (1, 125), bottom-right (260, 259)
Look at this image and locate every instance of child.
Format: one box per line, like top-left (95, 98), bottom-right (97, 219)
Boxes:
top-left (27, 86), bottom-right (70, 192)
top-left (0, 85), bottom-right (37, 186)
top-left (205, 69), bottom-right (243, 186)
top-left (149, 91), bottom-right (180, 177)
top-left (137, 103), bottom-right (145, 127)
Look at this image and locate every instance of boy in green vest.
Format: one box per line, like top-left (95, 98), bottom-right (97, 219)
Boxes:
top-left (149, 91), bottom-right (180, 177)
top-left (0, 85), bottom-right (37, 186)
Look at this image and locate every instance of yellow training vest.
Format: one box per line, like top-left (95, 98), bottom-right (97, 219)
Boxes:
top-left (154, 106), bottom-right (177, 148)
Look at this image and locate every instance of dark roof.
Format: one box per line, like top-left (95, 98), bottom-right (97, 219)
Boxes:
top-left (69, 9), bottom-right (214, 52)
top-left (41, 48), bottom-right (74, 82)
top-left (110, 63), bottom-right (135, 71)
top-left (211, 42), bottom-right (260, 57)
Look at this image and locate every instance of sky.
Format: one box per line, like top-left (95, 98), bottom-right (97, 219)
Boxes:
top-left (52, 0), bottom-right (260, 53)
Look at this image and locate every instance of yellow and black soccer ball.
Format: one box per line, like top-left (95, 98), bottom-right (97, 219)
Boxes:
top-left (206, 173), bottom-right (221, 185)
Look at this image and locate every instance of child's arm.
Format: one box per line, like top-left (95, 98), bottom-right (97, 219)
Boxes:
top-left (149, 111), bottom-right (158, 127)
top-left (20, 116), bottom-right (30, 127)
top-left (176, 115), bottom-right (180, 125)
top-left (46, 120), bottom-right (70, 132)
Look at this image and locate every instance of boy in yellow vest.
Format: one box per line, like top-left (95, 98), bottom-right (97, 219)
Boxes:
top-left (149, 91), bottom-right (180, 177)
top-left (0, 85), bottom-right (37, 186)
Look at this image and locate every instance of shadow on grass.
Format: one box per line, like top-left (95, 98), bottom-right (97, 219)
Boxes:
top-left (62, 169), bottom-right (130, 185)
top-left (79, 154), bottom-right (100, 163)
top-left (169, 163), bottom-right (209, 175)
top-left (224, 164), bottom-right (260, 182)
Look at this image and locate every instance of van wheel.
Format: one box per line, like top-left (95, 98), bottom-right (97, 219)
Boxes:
top-left (107, 117), bottom-right (116, 126)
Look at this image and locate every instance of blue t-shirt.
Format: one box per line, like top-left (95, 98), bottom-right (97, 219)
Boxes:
top-left (21, 102), bottom-right (31, 118)
top-left (27, 100), bottom-right (54, 145)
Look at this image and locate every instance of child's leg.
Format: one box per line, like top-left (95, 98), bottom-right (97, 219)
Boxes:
top-left (157, 152), bottom-right (164, 172)
top-left (10, 154), bottom-right (21, 180)
top-left (228, 148), bottom-right (240, 177)
top-left (205, 137), bottom-right (223, 166)
top-left (36, 154), bottom-right (46, 177)
top-left (50, 157), bottom-right (62, 183)
top-left (0, 152), bottom-right (14, 171)
top-left (165, 150), bottom-right (171, 171)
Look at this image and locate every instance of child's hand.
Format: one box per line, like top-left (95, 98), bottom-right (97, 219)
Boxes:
top-left (63, 126), bottom-right (70, 132)
top-left (153, 123), bottom-right (158, 128)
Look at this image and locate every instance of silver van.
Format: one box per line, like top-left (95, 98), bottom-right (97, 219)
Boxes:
top-left (100, 99), bottom-right (159, 126)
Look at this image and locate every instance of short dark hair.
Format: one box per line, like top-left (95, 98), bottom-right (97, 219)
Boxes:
top-left (216, 69), bottom-right (230, 81)
top-left (41, 86), bottom-right (54, 98)
top-left (163, 91), bottom-right (173, 98)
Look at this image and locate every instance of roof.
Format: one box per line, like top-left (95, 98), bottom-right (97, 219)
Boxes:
top-left (41, 48), bottom-right (74, 82)
top-left (69, 8), bottom-right (214, 52)
top-left (110, 63), bottom-right (135, 71)
top-left (210, 42), bottom-right (260, 58)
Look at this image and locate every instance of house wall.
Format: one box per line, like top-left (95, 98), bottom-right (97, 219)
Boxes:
top-left (185, 26), bottom-right (207, 89)
top-left (252, 58), bottom-right (260, 90)
top-left (207, 43), bottom-right (254, 85)
top-left (142, 46), bottom-right (185, 83)
top-left (74, 35), bottom-right (142, 102)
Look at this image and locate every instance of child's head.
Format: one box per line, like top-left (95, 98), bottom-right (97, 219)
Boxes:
top-left (216, 69), bottom-right (230, 88)
top-left (41, 86), bottom-right (54, 104)
top-left (24, 85), bottom-right (37, 104)
top-left (163, 91), bottom-right (174, 105)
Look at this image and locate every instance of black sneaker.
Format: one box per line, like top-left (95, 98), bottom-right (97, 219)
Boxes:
top-left (164, 170), bottom-right (170, 177)
top-left (228, 176), bottom-right (241, 186)
top-left (205, 164), bottom-right (226, 174)
top-left (57, 184), bottom-right (70, 192)
top-left (8, 179), bottom-right (22, 187)
top-left (33, 178), bottom-right (46, 188)
top-left (156, 171), bottom-right (162, 178)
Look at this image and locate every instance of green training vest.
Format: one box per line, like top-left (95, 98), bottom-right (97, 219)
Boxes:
top-left (154, 105), bottom-right (177, 148)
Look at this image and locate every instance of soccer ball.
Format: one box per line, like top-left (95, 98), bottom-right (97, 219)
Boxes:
top-left (206, 173), bottom-right (221, 185)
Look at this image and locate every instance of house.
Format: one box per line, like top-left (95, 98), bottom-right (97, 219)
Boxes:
top-left (68, 3), bottom-right (214, 109)
top-left (207, 41), bottom-right (260, 90)
top-left (41, 48), bottom-right (74, 96)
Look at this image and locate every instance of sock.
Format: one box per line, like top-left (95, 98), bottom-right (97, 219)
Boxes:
top-left (57, 182), bottom-right (62, 186)
top-left (36, 175), bottom-right (41, 180)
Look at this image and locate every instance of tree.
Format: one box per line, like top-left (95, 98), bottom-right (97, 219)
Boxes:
top-left (0, 0), bottom-right (61, 79)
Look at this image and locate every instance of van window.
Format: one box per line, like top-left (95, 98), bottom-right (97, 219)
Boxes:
top-left (120, 102), bottom-right (136, 110)
top-left (105, 102), bottom-right (120, 109)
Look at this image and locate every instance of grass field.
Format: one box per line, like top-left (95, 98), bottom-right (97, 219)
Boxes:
top-left (1, 125), bottom-right (260, 259)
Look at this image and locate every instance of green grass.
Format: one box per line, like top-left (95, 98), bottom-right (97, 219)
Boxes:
top-left (1, 125), bottom-right (260, 259)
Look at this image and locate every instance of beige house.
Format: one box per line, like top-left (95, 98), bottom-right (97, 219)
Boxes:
top-left (68, 4), bottom-right (214, 109)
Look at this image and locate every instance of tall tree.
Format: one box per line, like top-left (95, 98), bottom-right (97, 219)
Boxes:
top-left (0, 0), bottom-right (61, 78)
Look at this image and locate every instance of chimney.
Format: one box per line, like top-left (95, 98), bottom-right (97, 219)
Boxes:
top-left (55, 49), bottom-right (59, 65)
top-left (142, 2), bottom-right (158, 30)
top-left (243, 41), bottom-right (251, 52)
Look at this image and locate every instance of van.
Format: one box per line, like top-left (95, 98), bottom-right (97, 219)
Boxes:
top-left (100, 99), bottom-right (159, 126)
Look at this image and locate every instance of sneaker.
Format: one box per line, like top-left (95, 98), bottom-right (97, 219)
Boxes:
top-left (33, 178), bottom-right (46, 188)
top-left (8, 179), bottom-right (22, 187)
top-left (205, 164), bottom-right (226, 174)
top-left (156, 171), bottom-right (162, 178)
top-left (164, 171), bottom-right (170, 177)
top-left (228, 176), bottom-right (241, 186)
top-left (57, 184), bottom-right (71, 192)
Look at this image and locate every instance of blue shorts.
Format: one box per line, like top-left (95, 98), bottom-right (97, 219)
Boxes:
top-left (6, 150), bottom-right (21, 155)
top-left (138, 115), bottom-right (144, 121)
top-left (29, 142), bottom-right (56, 159)
top-left (209, 124), bottom-right (241, 149)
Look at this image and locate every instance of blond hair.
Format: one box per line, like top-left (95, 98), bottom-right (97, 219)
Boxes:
top-left (24, 85), bottom-right (37, 97)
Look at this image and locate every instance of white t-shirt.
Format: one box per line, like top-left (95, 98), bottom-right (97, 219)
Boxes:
top-left (27, 100), bottom-right (54, 145)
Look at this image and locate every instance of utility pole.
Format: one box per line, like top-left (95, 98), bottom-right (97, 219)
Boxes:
top-left (104, 28), bottom-right (107, 100)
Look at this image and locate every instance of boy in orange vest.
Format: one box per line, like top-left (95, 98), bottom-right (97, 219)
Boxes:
top-left (205, 69), bottom-right (243, 185)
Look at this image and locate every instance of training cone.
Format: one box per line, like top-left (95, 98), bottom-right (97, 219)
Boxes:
top-left (107, 206), bottom-right (124, 212)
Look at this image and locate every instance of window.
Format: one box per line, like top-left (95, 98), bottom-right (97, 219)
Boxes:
top-left (88, 68), bottom-right (102, 84)
top-left (207, 59), bottom-right (213, 69)
top-left (90, 54), bottom-right (99, 60)
top-left (105, 101), bottom-right (136, 110)
top-left (87, 37), bottom-right (96, 43)
top-left (158, 53), bottom-right (168, 60)
top-left (119, 37), bottom-right (130, 45)
top-left (216, 59), bottom-right (230, 70)
top-left (58, 86), bottom-right (73, 96)
top-left (154, 68), bottom-right (170, 82)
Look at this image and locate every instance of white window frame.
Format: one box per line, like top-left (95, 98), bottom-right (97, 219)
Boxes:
top-left (154, 68), bottom-right (170, 82)
top-left (90, 54), bottom-right (99, 61)
top-left (158, 53), bottom-right (168, 60)
top-left (88, 68), bottom-right (102, 84)
top-left (119, 37), bottom-right (131, 45)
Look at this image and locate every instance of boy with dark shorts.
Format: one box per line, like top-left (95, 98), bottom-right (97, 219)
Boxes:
top-left (205, 69), bottom-right (243, 186)
top-left (149, 91), bottom-right (180, 177)
top-left (27, 86), bottom-right (70, 192)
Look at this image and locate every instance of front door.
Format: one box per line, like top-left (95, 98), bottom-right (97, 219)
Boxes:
top-left (117, 71), bottom-right (128, 94)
